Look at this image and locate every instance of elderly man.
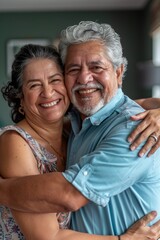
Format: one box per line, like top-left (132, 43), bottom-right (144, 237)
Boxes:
top-left (1, 21), bottom-right (160, 239)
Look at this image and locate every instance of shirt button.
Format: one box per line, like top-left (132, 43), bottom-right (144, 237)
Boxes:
top-left (83, 171), bottom-right (88, 176)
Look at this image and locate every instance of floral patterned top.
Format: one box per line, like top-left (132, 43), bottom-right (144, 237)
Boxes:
top-left (0, 125), bottom-right (71, 240)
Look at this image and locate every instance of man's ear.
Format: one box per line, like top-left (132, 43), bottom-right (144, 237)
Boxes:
top-left (116, 64), bottom-right (124, 87)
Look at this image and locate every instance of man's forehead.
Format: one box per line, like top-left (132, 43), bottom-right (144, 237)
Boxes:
top-left (65, 59), bottom-right (105, 67)
top-left (65, 52), bottom-right (108, 69)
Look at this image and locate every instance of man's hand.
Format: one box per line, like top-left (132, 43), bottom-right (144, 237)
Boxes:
top-left (128, 109), bottom-right (160, 157)
top-left (122, 211), bottom-right (160, 240)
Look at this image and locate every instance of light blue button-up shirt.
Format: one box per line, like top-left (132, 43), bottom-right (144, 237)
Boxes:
top-left (63, 88), bottom-right (160, 235)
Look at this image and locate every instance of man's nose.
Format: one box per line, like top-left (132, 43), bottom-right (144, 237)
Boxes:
top-left (77, 69), bottom-right (93, 84)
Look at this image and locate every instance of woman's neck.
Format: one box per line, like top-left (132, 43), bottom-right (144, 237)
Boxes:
top-left (17, 118), bottom-right (66, 166)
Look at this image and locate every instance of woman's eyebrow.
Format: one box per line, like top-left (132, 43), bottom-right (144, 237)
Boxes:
top-left (49, 73), bottom-right (63, 78)
top-left (25, 73), bottom-right (63, 84)
top-left (25, 79), bottom-right (41, 85)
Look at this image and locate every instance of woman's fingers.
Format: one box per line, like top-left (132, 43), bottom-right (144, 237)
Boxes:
top-left (147, 137), bottom-right (160, 157)
top-left (147, 219), bottom-right (160, 239)
top-left (128, 110), bottom-right (160, 156)
top-left (130, 132), bottom-right (160, 157)
top-left (134, 211), bottom-right (157, 228)
top-left (124, 211), bottom-right (160, 240)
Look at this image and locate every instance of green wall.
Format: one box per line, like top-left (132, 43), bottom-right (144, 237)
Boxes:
top-left (0, 6), bottom-right (152, 126)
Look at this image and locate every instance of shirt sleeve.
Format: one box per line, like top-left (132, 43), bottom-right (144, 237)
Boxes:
top-left (62, 122), bottom-right (155, 207)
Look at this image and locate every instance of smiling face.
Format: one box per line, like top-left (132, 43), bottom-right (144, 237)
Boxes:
top-left (21, 58), bottom-right (70, 124)
top-left (65, 41), bottom-right (123, 119)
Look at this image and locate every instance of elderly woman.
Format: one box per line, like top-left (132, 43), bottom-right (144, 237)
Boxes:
top-left (0, 43), bottom-right (160, 240)
top-left (0, 44), bottom-right (70, 239)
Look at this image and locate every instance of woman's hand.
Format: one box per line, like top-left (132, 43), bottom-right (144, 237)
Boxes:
top-left (122, 211), bottom-right (160, 240)
top-left (128, 109), bottom-right (160, 157)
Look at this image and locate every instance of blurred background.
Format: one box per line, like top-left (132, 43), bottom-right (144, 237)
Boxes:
top-left (0, 0), bottom-right (160, 126)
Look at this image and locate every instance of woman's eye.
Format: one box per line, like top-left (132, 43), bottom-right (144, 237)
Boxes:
top-left (30, 84), bottom-right (41, 89)
top-left (50, 78), bottom-right (62, 84)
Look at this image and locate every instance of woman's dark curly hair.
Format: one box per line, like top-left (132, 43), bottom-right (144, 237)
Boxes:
top-left (1, 44), bottom-right (64, 123)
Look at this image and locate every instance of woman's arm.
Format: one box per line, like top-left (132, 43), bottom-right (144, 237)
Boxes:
top-left (128, 98), bottom-right (160, 157)
top-left (1, 132), bottom-right (160, 240)
top-left (0, 131), bottom-right (60, 239)
top-left (54, 211), bottom-right (160, 240)
top-left (136, 98), bottom-right (160, 110)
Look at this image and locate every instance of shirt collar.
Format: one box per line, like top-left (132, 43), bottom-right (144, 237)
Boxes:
top-left (89, 88), bottom-right (124, 125)
top-left (69, 88), bottom-right (125, 131)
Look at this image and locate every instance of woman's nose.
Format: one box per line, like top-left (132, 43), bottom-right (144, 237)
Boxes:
top-left (41, 85), bottom-right (55, 98)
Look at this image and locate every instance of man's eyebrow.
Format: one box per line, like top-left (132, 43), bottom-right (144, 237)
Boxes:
top-left (65, 64), bottom-right (80, 69)
top-left (66, 61), bottom-right (104, 68)
top-left (89, 60), bottom-right (104, 65)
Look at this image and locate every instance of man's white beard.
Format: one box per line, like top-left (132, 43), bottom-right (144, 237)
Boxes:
top-left (72, 96), bottom-right (105, 117)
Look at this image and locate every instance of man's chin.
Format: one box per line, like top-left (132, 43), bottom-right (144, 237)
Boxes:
top-left (74, 101), bottom-right (105, 117)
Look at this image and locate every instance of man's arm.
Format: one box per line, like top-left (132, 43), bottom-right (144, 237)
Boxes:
top-left (1, 175), bottom-right (160, 240)
top-left (0, 129), bottom-right (88, 213)
top-left (0, 172), bottom-right (88, 213)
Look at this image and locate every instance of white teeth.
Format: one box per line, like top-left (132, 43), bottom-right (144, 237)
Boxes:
top-left (41, 100), bottom-right (60, 108)
top-left (79, 89), bottom-right (96, 94)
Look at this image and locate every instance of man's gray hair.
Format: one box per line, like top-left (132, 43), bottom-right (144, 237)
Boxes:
top-left (59, 21), bottom-right (128, 78)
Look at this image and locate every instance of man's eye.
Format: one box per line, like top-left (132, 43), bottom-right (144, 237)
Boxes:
top-left (92, 66), bottom-right (103, 72)
top-left (67, 68), bottom-right (79, 75)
